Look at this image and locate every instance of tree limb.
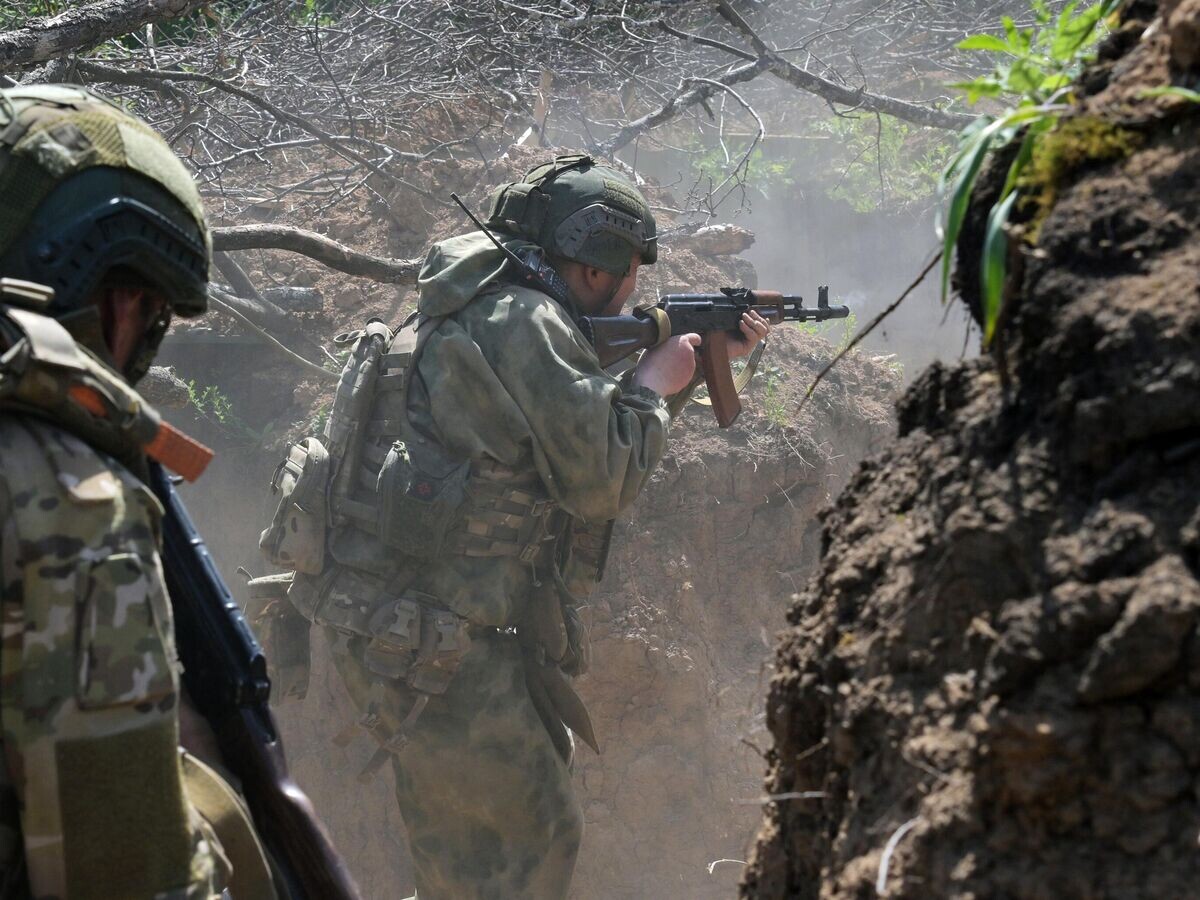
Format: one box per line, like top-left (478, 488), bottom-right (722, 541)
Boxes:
top-left (75, 59), bottom-right (442, 202)
top-left (598, 57), bottom-right (772, 155)
top-left (714, 0), bottom-right (971, 131)
top-left (211, 225), bottom-right (423, 285)
top-left (0, 0), bottom-right (206, 72)
top-left (208, 287), bottom-right (338, 382)
top-left (797, 249), bottom-right (941, 413)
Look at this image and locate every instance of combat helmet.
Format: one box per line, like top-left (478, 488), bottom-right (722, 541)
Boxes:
top-left (0, 84), bottom-right (209, 381)
top-left (486, 154), bottom-right (657, 276)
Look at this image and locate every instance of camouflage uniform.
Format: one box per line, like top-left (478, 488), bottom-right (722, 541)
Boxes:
top-left (276, 157), bottom-right (668, 898)
top-left (344, 231), bottom-right (667, 899)
top-left (0, 417), bottom-right (232, 899)
top-left (0, 85), bottom-right (272, 899)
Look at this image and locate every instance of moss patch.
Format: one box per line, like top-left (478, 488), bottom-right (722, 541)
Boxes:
top-left (1019, 116), bottom-right (1142, 240)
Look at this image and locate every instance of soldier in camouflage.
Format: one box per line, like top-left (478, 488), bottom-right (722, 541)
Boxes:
top-left (278, 154), bottom-right (768, 898)
top-left (0, 86), bottom-right (276, 898)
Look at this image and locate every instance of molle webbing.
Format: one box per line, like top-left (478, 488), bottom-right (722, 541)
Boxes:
top-left (451, 462), bottom-right (560, 561)
top-left (333, 318), bottom-right (563, 563)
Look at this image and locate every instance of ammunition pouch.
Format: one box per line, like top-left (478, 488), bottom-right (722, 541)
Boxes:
top-left (448, 460), bottom-right (562, 563)
top-left (305, 566), bottom-right (470, 696)
top-left (258, 437), bottom-right (330, 575)
top-left (374, 439), bottom-right (469, 558)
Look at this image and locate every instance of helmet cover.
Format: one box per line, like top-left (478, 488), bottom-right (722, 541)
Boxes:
top-left (486, 154), bottom-right (657, 275)
top-left (0, 84), bottom-right (209, 321)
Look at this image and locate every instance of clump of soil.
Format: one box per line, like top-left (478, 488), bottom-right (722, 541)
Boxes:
top-left (741, 2), bottom-right (1200, 897)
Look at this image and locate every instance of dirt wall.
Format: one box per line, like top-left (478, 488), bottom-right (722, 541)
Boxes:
top-left (741, 3), bottom-right (1200, 897)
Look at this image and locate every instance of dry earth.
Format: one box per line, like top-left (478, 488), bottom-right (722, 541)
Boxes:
top-left (741, 2), bottom-right (1200, 897)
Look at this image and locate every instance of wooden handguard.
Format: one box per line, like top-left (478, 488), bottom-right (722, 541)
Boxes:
top-left (749, 290), bottom-right (786, 322)
top-left (700, 330), bottom-right (741, 427)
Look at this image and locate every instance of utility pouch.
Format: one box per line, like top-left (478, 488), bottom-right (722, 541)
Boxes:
top-left (363, 596), bottom-right (423, 680)
top-left (244, 572), bottom-right (311, 703)
top-left (376, 438), bottom-right (469, 558)
top-left (343, 584), bottom-right (471, 695)
top-left (287, 570), bottom-right (323, 621)
top-left (258, 437), bottom-right (330, 575)
top-left (311, 565), bottom-right (385, 638)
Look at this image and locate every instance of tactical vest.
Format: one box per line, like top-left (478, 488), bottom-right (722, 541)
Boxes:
top-left (260, 311), bottom-right (598, 774)
top-left (260, 314), bottom-right (568, 603)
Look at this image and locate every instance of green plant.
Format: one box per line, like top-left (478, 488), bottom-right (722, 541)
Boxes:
top-left (760, 364), bottom-right (789, 428)
top-left (819, 115), bottom-right (956, 213)
top-left (308, 400), bottom-right (331, 436)
top-left (1140, 86), bottom-right (1200, 103)
top-left (186, 379), bottom-right (277, 447)
top-left (939, 0), bottom-right (1121, 344)
top-left (187, 379), bottom-right (236, 424)
top-left (835, 311), bottom-right (858, 354)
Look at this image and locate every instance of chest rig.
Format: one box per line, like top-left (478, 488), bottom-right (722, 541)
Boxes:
top-left (261, 311), bottom-right (574, 776)
top-left (321, 314), bottom-right (566, 577)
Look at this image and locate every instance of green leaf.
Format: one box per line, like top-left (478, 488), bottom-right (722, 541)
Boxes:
top-left (1140, 86), bottom-right (1200, 103)
top-left (951, 77), bottom-right (1004, 104)
top-left (1007, 59), bottom-right (1043, 96)
top-left (957, 34), bottom-right (1012, 53)
top-left (937, 105), bottom-right (1051, 303)
top-left (938, 118), bottom-right (1006, 301)
top-left (982, 190), bottom-right (1019, 345)
top-left (1051, 4), bottom-right (1103, 60)
top-left (1039, 72), bottom-right (1074, 95)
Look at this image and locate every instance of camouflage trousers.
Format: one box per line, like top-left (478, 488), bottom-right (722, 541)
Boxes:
top-left (330, 628), bottom-right (583, 899)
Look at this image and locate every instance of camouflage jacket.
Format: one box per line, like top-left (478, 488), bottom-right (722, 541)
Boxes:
top-left (340, 231), bottom-right (671, 630)
top-left (0, 415), bottom-right (228, 899)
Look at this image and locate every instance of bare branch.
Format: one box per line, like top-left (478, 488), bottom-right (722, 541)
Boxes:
top-left (0, 0), bottom-right (206, 72)
top-left (798, 249), bottom-right (942, 412)
top-left (598, 57), bottom-right (771, 155)
top-left (208, 287), bottom-right (338, 382)
top-left (714, 0), bottom-right (971, 131)
top-left (74, 60), bottom-right (442, 203)
top-left (211, 225), bottom-right (422, 285)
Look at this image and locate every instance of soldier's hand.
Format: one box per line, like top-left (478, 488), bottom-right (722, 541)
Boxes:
top-left (633, 333), bottom-right (701, 397)
top-left (728, 310), bottom-right (771, 360)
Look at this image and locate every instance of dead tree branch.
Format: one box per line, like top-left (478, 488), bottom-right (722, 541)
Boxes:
top-left (798, 249), bottom-right (942, 412)
top-left (0, 0), bottom-right (206, 71)
top-left (211, 225), bottom-right (422, 285)
top-left (74, 60), bottom-right (440, 202)
top-left (599, 57), bottom-right (771, 155)
top-left (208, 287), bottom-right (337, 382)
top-left (713, 1), bottom-right (971, 131)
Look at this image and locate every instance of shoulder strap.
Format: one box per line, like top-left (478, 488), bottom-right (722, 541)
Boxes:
top-left (0, 304), bottom-right (212, 481)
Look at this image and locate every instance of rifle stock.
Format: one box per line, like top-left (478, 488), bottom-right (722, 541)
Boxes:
top-left (578, 314), bottom-right (661, 368)
top-left (149, 462), bottom-right (361, 900)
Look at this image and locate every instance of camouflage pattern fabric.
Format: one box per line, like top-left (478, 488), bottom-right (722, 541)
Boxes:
top-left (0, 415), bottom-right (230, 899)
top-left (328, 231), bottom-right (671, 899)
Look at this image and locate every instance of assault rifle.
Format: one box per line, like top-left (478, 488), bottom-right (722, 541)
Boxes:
top-left (579, 287), bottom-right (849, 427)
top-left (149, 462), bottom-right (362, 900)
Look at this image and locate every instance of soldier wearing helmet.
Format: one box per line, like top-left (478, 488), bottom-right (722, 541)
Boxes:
top-left (269, 154), bottom-right (767, 898)
top-left (0, 85), bottom-right (276, 898)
